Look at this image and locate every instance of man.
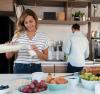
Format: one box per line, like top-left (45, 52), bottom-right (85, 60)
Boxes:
top-left (65, 23), bottom-right (89, 73)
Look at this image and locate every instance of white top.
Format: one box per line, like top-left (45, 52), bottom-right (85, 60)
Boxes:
top-left (65, 31), bottom-right (89, 67)
top-left (14, 31), bottom-right (48, 64)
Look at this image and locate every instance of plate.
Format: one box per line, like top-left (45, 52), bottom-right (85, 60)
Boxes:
top-left (0, 88), bottom-right (10, 94)
top-left (0, 85), bottom-right (10, 94)
top-left (11, 77), bottom-right (31, 89)
top-left (0, 44), bottom-right (25, 53)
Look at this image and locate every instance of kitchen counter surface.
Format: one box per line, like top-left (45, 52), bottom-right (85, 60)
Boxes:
top-left (0, 73), bottom-right (94, 94)
top-left (41, 60), bottom-right (100, 67)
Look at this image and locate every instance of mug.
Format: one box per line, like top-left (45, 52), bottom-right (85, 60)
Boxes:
top-left (32, 72), bottom-right (45, 82)
top-left (95, 83), bottom-right (100, 94)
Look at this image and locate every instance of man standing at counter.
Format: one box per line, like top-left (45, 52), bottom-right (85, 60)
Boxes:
top-left (65, 23), bottom-right (89, 73)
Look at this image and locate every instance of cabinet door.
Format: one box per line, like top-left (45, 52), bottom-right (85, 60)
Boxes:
top-left (42, 64), bottom-right (67, 73)
top-left (42, 66), bottom-right (54, 73)
top-left (55, 65), bottom-right (67, 73)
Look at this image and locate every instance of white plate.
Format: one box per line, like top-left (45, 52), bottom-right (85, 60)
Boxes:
top-left (0, 88), bottom-right (10, 94)
top-left (0, 44), bottom-right (25, 53)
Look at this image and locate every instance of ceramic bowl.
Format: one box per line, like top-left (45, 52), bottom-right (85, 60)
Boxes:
top-left (32, 72), bottom-right (45, 82)
top-left (17, 85), bottom-right (47, 94)
top-left (0, 88), bottom-right (10, 94)
top-left (68, 76), bottom-right (79, 86)
top-left (81, 78), bottom-right (100, 90)
top-left (47, 83), bottom-right (67, 90)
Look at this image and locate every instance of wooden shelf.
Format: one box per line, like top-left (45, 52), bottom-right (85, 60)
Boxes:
top-left (92, 0), bottom-right (100, 4)
top-left (91, 17), bottom-right (100, 22)
top-left (68, 0), bottom-right (91, 8)
top-left (16, 0), bottom-right (67, 7)
top-left (0, 11), bottom-right (14, 16)
top-left (39, 20), bottom-right (90, 25)
top-left (91, 37), bottom-right (100, 39)
top-left (15, 0), bottom-right (91, 7)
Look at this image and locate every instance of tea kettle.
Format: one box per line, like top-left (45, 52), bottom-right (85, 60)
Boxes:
top-left (95, 31), bottom-right (100, 38)
top-left (91, 31), bottom-right (100, 38)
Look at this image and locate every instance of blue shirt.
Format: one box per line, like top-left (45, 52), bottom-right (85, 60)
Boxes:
top-left (65, 31), bottom-right (89, 67)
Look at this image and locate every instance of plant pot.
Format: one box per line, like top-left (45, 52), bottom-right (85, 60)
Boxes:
top-left (74, 16), bottom-right (80, 21)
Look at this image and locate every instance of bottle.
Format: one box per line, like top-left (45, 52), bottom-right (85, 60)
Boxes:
top-left (82, 15), bottom-right (86, 21)
top-left (48, 46), bottom-right (53, 60)
top-left (56, 45), bottom-right (60, 61)
top-left (59, 41), bottom-right (64, 61)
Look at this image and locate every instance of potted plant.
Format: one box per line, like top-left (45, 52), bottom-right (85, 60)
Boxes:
top-left (72, 11), bottom-right (85, 21)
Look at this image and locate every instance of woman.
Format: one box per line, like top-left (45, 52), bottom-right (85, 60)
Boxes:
top-left (6, 9), bottom-right (48, 73)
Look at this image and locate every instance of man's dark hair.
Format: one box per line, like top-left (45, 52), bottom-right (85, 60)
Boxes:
top-left (72, 23), bottom-right (80, 30)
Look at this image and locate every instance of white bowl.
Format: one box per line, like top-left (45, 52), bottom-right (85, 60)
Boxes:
top-left (68, 76), bottom-right (79, 86)
top-left (32, 72), bottom-right (45, 82)
top-left (81, 78), bottom-right (100, 90)
top-left (0, 88), bottom-right (10, 94)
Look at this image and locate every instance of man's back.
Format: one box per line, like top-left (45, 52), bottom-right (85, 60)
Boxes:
top-left (66, 31), bottom-right (89, 67)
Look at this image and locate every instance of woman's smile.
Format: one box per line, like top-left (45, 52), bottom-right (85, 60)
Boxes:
top-left (24, 15), bottom-right (36, 32)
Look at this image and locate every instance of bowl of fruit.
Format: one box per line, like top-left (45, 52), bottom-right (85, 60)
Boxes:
top-left (80, 72), bottom-right (100, 90)
top-left (17, 80), bottom-right (48, 94)
top-left (46, 74), bottom-right (68, 90)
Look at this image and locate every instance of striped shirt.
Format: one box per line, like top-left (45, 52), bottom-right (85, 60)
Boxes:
top-left (14, 31), bottom-right (48, 64)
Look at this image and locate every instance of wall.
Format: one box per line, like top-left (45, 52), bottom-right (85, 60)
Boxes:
top-left (24, 5), bottom-right (100, 50)
top-left (91, 4), bottom-right (100, 31)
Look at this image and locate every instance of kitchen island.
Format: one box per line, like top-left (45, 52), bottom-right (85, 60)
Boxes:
top-left (41, 61), bottom-right (100, 73)
top-left (0, 74), bottom-right (95, 94)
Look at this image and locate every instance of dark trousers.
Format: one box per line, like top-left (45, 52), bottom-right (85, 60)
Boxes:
top-left (14, 63), bottom-right (42, 74)
top-left (67, 63), bottom-right (83, 73)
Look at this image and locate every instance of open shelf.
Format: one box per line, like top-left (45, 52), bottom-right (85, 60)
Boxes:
top-left (15, 0), bottom-right (91, 7)
top-left (91, 37), bottom-right (100, 39)
top-left (39, 20), bottom-right (90, 25)
top-left (91, 17), bottom-right (100, 22)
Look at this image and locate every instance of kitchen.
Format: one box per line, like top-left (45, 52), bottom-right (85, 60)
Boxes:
top-left (0, 0), bottom-right (100, 73)
top-left (0, 0), bottom-right (100, 94)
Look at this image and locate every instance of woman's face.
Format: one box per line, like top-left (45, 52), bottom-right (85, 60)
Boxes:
top-left (24, 15), bottom-right (36, 32)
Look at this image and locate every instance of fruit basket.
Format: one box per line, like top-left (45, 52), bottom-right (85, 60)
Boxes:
top-left (80, 72), bottom-right (100, 90)
top-left (46, 74), bottom-right (68, 90)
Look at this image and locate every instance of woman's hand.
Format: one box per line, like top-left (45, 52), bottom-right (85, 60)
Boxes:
top-left (31, 44), bottom-right (48, 60)
top-left (31, 44), bottom-right (38, 52)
